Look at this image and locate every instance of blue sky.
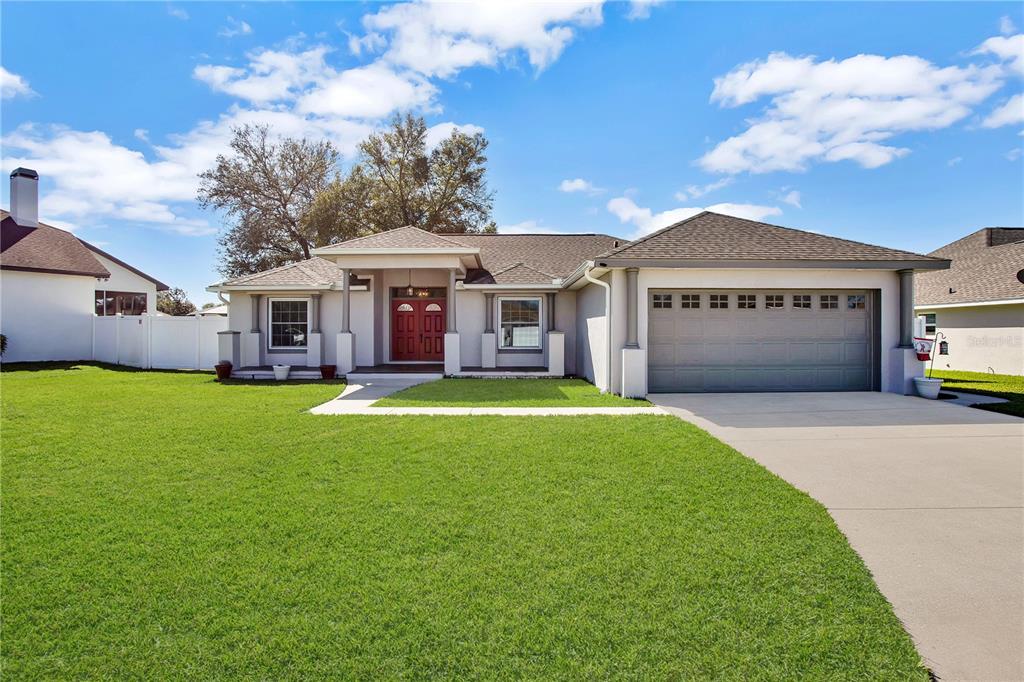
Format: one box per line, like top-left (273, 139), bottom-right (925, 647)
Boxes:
top-left (2, 1), bottom-right (1022, 304)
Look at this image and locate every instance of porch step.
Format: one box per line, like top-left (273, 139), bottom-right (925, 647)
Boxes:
top-left (230, 369), bottom-right (323, 380)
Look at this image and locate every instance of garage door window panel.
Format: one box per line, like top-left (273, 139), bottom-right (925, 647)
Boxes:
top-left (766, 295), bottom-right (784, 309)
top-left (680, 294), bottom-right (700, 309)
top-left (820, 295), bottom-right (839, 310)
top-left (710, 294), bottom-right (729, 309)
top-left (737, 294), bottom-right (757, 309)
top-left (652, 293), bottom-right (673, 309)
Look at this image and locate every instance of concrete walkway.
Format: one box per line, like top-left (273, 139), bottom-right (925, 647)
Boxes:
top-left (650, 391), bottom-right (1024, 682)
top-left (309, 380), bottom-right (663, 415)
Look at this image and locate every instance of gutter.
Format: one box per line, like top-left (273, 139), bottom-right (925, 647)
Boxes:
top-left (583, 261), bottom-right (613, 394)
top-left (915, 298), bottom-right (1024, 310)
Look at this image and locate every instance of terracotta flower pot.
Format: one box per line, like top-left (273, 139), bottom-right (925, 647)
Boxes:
top-left (320, 364), bottom-right (337, 380)
top-left (214, 361), bottom-right (232, 381)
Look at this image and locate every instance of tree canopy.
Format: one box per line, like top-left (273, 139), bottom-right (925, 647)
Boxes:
top-left (200, 115), bottom-right (495, 278)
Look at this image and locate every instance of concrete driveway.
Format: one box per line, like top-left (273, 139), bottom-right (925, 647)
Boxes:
top-left (650, 392), bottom-right (1023, 682)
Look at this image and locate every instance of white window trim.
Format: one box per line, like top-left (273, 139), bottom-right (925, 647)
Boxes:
top-left (267, 296), bottom-right (310, 350)
top-left (497, 295), bottom-right (543, 350)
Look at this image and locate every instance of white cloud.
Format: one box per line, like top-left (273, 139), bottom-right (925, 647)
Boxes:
top-left (219, 17), bottom-right (253, 39)
top-left (167, 5), bottom-right (188, 20)
top-left (1001, 16), bottom-right (1017, 36)
top-left (947, 156), bottom-right (963, 167)
top-left (1006, 147), bottom-right (1022, 161)
top-left (195, 46), bottom-right (332, 104)
top-left (973, 33), bottom-right (1024, 76)
top-left (982, 93), bottom-right (1024, 128)
top-left (781, 190), bottom-right (801, 208)
top-left (607, 196), bottom-right (782, 238)
top-left (361, 1), bottom-right (604, 78)
top-left (347, 31), bottom-right (387, 56)
top-left (133, 128), bottom-right (149, 142)
top-left (296, 63), bottom-right (437, 119)
top-left (674, 177), bottom-right (732, 201)
top-left (425, 121), bottom-right (485, 149)
top-left (700, 50), bottom-right (1006, 174)
top-left (1, 67), bottom-right (36, 100)
top-left (626, 0), bottom-right (663, 21)
top-left (558, 177), bottom-right (603, 195)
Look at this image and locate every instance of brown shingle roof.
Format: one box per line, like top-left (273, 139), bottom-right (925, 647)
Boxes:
top-left (1, 212), bottom-right (110, 278)
top-left (598, 211), bottom-right (947, 263)
top-left (450, 233), bottom-right (619, 282)
top-left (915, 227), bottom-right (1024, 306)
top-left (220, 257), bottom-right (346, 287)
top-left (321, 226), bottom-right (471, 250)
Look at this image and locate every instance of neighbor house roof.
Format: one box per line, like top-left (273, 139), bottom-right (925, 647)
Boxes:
top-left (1, 211), bottom-right (110, 278)
top-left (915, 227), bottom-right (1024, 306)
top-left (1, 209), bottom-right (168, 288)
top-left (596, 212), bottom-right (948, 264)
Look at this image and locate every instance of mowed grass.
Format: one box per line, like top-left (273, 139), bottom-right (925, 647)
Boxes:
top-left (375, 377), bottom-right (650, 407)
top-left (1, 364), bottom-right (926, 679)
top-left (931, 369), bottom-right (1024, 418)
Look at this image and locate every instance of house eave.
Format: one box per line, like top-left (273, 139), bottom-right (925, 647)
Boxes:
top-left (592, 258), bottom-right (951, 271)
top-left (310, 246), bottom-right (481, 257)
top-left (915, 297), bottom-right (1024, 310)
top-left (207, 284), bottom-right (370, 293)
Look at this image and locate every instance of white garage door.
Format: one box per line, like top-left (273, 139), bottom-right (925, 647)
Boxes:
top-left (648, 290), bottom-right (876, 392)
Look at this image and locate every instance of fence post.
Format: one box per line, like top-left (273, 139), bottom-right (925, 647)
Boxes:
top-left (115, 314), bottom-right (121, 366)
top-left (195, 315), bottom-right (201, 369)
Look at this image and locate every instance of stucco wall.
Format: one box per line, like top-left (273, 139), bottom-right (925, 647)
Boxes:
top-left (92, 252), bottom-right (159, 314)
top-left (575, 273), bottom-right (609, 390)
top-left (0, 269), bottom-right (95, 362)
top-left (917, 303), bottom-right (1024, 375)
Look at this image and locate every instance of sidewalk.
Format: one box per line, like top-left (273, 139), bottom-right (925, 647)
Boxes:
top-left (308, 381), bottom-right (663, 415)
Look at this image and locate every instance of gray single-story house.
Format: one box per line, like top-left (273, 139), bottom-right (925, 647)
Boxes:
top-left (208, 212), bottom-right (949, 396)
top-left (915, 227), bottom-right (1023, 375)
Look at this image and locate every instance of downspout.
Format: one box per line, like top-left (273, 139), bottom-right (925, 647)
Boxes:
top-left (583, 262), bottom-right (612, 393)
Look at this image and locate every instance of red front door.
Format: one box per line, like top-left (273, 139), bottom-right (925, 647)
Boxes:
top-left (391, 299), bottom-right (446, 361)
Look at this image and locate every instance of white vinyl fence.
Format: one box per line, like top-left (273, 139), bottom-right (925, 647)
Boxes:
top-left (93, 315), bottom-right (228, 370)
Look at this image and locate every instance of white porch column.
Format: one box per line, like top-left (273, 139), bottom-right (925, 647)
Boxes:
top-left (445, 268), bottom-right (460, 374)
top-left (241, 293), bottom-right (261, 367)
top-left (217, 330), bottom-right (240, 367)
top-left (336, 270), bottom-right (355, 374)
top-left (481, 292), bottom-right (496, 368)
top-left (306, 293), bottom-right (323, 367)
top-left (547, 331), bottom-right (565, 377)
top-left (625, 267), bottom-right (639, 348)
top-left (898, 269), bottom-right (914, 347)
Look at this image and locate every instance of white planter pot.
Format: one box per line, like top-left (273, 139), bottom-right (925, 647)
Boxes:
top-left (272, 364), bottom-right (291, 381)
top-left (914, 377), bottom-right (943, 399)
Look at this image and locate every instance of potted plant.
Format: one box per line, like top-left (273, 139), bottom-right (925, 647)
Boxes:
top-left (214, 360), bottom-right (232, 381)
top-left (272, 364), bottom-right (291, 381)
top-left (913, 332), bottom-right (945, 399)
top-left (320, 364), bottom-right (337, 380)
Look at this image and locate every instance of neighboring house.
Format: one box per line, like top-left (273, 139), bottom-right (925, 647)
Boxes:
top-left (197, 304), bottom-right (229, 317)
top-left (1, 168), bottom-right (168, 363)
top-left (209, 213), bottom-right (949, 395)
top-left (915, 227), bottom-right (1024, 375)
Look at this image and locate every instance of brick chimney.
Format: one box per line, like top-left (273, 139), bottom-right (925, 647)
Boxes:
top-left (9, 167), bottom-right (39, 227)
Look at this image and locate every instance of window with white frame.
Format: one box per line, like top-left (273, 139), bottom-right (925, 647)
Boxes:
top-left (820, 295), bottom-right (838, 309)
top-left (680, 294), bottom-right (700, 309)
top-left (765, 294), bottom-right (784, 309)
top-left (269, 299), bottom-right (309, 349)
top-left (737, 294), bottom-right (756, 309)
top-left (793, 294), bottom-right (811, 309)
top-left (710, 294), bottom-right (729, 309)
top-left (924, 313), bottom-right (936, 335)
top-left (499, 297), bottom-right (541, 349)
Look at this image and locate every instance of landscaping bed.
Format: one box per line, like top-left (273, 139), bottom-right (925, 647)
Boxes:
top-left (374, 377), bottom-right (650, 407)
top-left (1, 364), bottom-right (925, 679)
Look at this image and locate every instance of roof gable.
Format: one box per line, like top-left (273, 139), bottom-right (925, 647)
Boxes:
top-left (319, 226), bottom-right (471, 250)
top-left (916, 227), bottom-right (1024, 305)
top-left (598, 211), bottom-right (943, 263)
top-left (1, 213), bottom-right (110, 278)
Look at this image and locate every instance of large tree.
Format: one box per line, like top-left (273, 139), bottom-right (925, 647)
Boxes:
top-left (201, 116), bottom-right (495, 278)
top-left (157, 288), bottom-right (197, 316)
top-left (198, 124), bottom-right (343, 277)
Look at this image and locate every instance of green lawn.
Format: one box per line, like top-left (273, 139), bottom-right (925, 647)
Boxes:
top-left (930, 369), bottom-right (1024, 418)
top-left (374, 377), bottom-right (650, 407)
top-left (1, 364), bottom-right (926, 679)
